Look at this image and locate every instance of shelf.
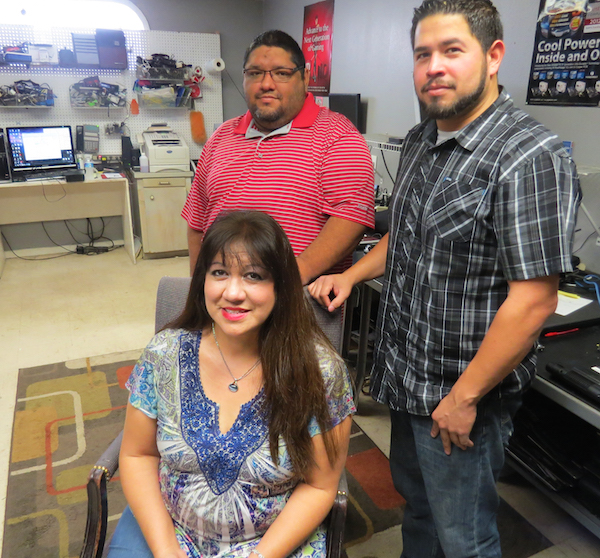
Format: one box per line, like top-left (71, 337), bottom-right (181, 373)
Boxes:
top-left (506, 453), bottom-right (600, 539)
top-left (70, 106), bottom-right (126, 110)
top-left (0, 104), bottom-right (52, 109)
top-left (136, 68), bottom-right (189, 82)
top-left (533, 375), bottom-right (600, 430)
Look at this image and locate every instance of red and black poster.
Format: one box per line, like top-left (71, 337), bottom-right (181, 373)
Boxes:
top-left (527, 0), bottom-right (600, 107)
top-left (302, 0), bottom-right (334, 96)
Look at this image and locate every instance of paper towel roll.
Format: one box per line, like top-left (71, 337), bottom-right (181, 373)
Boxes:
top-left (206, 58), bottom-right (225, 74)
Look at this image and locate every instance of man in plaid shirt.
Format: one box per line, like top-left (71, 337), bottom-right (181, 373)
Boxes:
top-left (309, 0), bottom-right (580, 555)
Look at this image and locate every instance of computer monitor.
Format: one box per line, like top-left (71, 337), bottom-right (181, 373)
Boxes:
top-left (6, 125), bottom-right (77, 178)
top-left (329, 93), bottom-right (363, 133)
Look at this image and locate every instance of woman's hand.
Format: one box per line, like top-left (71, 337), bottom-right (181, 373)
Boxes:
top-left (249, 416), bottom-right (353, 558)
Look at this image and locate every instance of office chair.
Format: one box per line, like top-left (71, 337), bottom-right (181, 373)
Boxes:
top-left (80, 276), bottom-right (349, 558)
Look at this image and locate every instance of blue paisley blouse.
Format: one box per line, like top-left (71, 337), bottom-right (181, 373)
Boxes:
top-left (126, 328), bottom-right (355, 558)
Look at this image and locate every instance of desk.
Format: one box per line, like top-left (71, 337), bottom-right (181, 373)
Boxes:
top-left (355, 276), bottom-right (600, 537)
top-left (0, 177), bottom-right (136, 278)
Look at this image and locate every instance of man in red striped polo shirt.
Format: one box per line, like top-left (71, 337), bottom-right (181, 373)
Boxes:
top-left (182, 30), bottom-right (375, 284)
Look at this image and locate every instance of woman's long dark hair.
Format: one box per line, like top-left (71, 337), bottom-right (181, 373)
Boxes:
top-left (170, 211), bottom-right (339, 475)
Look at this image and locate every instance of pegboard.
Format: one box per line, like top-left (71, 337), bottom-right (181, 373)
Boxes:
top-left (0, 25), bottom-right (223, 160)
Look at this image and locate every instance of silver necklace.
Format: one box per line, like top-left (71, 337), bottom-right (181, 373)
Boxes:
top-left (211, 322), bottom-right (261, 392)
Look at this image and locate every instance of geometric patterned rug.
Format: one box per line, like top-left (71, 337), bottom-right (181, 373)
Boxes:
top-left (3, 352), bottom-right (553, 558)
top-left (3, 352), bottom-right (134, 558)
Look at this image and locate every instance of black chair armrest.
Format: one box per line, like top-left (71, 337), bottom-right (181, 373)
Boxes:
top-left (326, 470), bottom-right (349, 558)
top-left (80, 431), bottom-right (123, 558)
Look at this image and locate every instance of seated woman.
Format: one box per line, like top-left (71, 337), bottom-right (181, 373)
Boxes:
top-left (108, 210), bottom-right (355, 558)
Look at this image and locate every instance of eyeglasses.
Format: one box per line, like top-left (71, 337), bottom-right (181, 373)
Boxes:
top-left (243, 66), bottom-right (304, 83)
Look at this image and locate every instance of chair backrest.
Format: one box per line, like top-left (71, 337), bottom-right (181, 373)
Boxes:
top-left (305, 289), bottom-right (344, 353)
top-left (155, 276), bottom-right (192, 333)
top-left (155, 277), bottom-right (344, 350)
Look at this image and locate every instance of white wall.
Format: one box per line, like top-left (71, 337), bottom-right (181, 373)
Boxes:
top-left (130, 0), bottom-right (264, 121)
top-left (263, 0), bottom-right (598, 170)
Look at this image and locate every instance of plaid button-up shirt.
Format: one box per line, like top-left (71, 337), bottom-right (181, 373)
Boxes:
top-left (370, 90), bottom-right (581, 416)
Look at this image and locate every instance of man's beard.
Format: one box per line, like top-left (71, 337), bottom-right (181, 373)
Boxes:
top-left (251, 105), bottom-right (283, 123)
top-left (421, 67), bottom-right (487, 121)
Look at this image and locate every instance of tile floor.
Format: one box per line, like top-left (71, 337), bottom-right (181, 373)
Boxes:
top-left (0, 247), bottom-right (599, 557)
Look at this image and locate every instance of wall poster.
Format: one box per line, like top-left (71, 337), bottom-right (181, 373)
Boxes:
top-left (302, 0), bottom-right (334, 96)
top-left (527, 0), bottom-right (600, 106)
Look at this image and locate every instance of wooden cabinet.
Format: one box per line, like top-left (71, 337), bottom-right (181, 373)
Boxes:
top-left (131, 171), bottom-right (193, 258)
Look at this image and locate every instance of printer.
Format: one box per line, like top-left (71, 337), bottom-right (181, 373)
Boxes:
top-left (138, 124), bottom-right (190, 172)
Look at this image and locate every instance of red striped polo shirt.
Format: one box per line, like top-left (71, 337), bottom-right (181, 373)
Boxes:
top-left (181, 93), bottom-right (375, 273)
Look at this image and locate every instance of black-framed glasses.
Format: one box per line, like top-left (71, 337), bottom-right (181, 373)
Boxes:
top-left (243, 66), bottom-right (304, 83)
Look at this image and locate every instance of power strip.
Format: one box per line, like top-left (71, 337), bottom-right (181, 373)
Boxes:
top-left (76, 246), bottom-right (109, 255)
top-left (95, 154), bottom-right (121, 164)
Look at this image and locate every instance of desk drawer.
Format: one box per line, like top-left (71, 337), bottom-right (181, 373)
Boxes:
top-left (140, 177), bottom-right (187, 188)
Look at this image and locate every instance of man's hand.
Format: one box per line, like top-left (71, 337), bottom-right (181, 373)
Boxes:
top-left (430, 390), bottom-right (477, 455)
top-left (308, 274), bottom-right (353, 312)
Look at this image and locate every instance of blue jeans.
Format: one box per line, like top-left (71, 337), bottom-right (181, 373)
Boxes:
top-left (107, 506), bottom-right (153, 558)
top-left (389, 393), bottom-right (521, 558)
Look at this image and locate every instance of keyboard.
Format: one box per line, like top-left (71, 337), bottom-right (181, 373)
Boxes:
top-left (12, 171), bottom-right (67, 182)
top-left (24, 174), bottom-right (66, 182)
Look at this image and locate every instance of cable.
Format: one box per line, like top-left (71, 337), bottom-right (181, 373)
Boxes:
top-left (380, 149), bottom-right (396, 183)
top-left (87, 218), bottom-right (104, 245)
top-left (573, 228), bottom-right (596, 254)
top-left (580, 201), bottom-right (600, 239)
top-left (41, 222), bottom-right (78, 253)
top-left (1, 231), bottom-right (72, 261)
top-left (42, 183), bottom-right (67, 202)
top-left (223, 68), bottom-right (245, 101)
top-left (63, 220), bottom-right (82, 244)
top-left (66, 217), bottom-right (117, 252)
top-left (583, 274), bottom-right (600, 306)
top-left (87, 217), bottom-right (118, 251)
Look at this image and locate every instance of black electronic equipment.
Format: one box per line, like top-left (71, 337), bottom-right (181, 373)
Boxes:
top-left (76, 125), bottom-right (84, 152)
top-left (547, 363), bottom-right (600, 403)
top-left (76, 125), bottom-right (100, 153)
top-left (96, 29), bottom-right (128, 69)
top-left (6, 126), bottom-right (77, 180)
top-left (59, 48), bottom-right (76, 67)
top-left (0, 130), bottom-right (10, 181)
top-left (64, 169), bottom-right (85, 182)
top-left (121, 135), bottom-right (139, 169)
top-left (329, 93), bottom-right (364, 133)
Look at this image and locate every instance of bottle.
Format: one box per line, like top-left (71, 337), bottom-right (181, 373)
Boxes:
top-left (84, 154), bottom-right (94, 179)
top-left (139, 153), bottom-right (149, 173)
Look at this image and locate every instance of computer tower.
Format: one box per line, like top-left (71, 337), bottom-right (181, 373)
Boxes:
top-left (0, 131), bottom-right (10, 181)
top-left (121, 136), bottom-right (140, 169)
